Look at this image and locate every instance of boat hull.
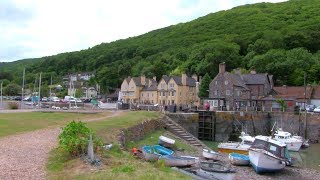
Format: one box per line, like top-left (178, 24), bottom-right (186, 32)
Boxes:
top-left (249, 149), bottom-right (286, 173)
top-left (229, 153), bottom-right (250, 166)
top-left (285, 141), bottom-right (303, 151)
top-left (159, 155), bottom-right (197, 167)
top-left (202, 149), bottom-right (219, 160)
top-left (142, 145), bottom-right (174, 161)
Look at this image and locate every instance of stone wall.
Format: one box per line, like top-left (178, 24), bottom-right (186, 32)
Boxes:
top-left (118, 118), bottom-right (165, 148)
top-left (166, 113), bottom-right (199, 137)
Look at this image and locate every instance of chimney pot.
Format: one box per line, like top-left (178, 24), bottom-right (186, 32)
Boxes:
top-left (219, 62), bottom-right (226, 74)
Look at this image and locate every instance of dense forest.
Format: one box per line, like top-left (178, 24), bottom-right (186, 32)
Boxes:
top-left (1, 0), bottom-right (320, 96)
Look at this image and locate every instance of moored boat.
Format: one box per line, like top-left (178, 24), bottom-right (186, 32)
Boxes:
top-left (249, 135), bottom-right (287, 173)
top-left (229, 153), bottom-right (250, 166)
top-left (218, 132), bottom-right (254, 155)
top-left (159, 155), bottom-right (197, 167)
top-left (273, 128), bottom-right (303, 151)
top-left (202, 149), bottom-right (220, 160)
top-left (200, 161), bottom-right (235, 173)
top-left (142, 145), bottom-right (174, 161)
top-left (158, 135), bottom-right (175, 148)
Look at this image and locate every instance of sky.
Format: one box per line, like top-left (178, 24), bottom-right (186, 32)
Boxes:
top-left (0, 0), bottom-right (286, 62)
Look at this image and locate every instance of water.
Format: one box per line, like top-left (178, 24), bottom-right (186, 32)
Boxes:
top-left (289, 143), bottom-right (320, 170)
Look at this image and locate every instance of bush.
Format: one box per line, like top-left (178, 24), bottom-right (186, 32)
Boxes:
top-left (58, 121), bottom-right (102, 156)
top-left (8, 102), bottom-right (19, 109)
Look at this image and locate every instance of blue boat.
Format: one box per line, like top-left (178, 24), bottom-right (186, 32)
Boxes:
top-left (142, 145), bottom-right (174, 161)
top-left (229, 153), bottom-right (250, 166)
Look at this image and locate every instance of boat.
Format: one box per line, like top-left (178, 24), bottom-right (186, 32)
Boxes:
top-left (273, 128), bottom-right (303, 151)
top-left (228, 153), bottom-right (250, 166)
top-left (249, 135), bottom-right (287, 173)
top-left (158, 135), bottom-right (175, 148)
top-left (200, 161), bottom-right (235, 173)
top-left (218, 132), bottom-right (255, 155)
top-left (142, 145), bottom-right (174, 161)
top-left (159, 155), bottom-right (197, 167)
top-left (196, 169), bottom-right (235, 180)
top-left (202, 149), bottom-right (220, 160)
top-left (292, 135), bottom-right (310, 148)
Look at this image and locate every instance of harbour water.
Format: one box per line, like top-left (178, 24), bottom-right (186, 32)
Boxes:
top-left (290, 143), bottom-right (320, 170)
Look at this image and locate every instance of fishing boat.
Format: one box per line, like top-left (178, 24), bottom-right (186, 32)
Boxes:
top-left (229, 153), bottom-right (250, 166)
top-left (273, 128), bottom-right (303, 151)
top-left (202, 149), bottom-right (220, 160)
top-left (158, 135), bottom-right (175, 148)
top-left (142, 145), bottom-right (174, 161)
top-left (200, 161), bottom-right (235, 173)
top-left (218, 132), bottom-right (255, 155)
top-left (292, 135), bottom-right (309, 148)
top-left (159, 155), bottom-right (197, 167)
top-left (249, 135), bottom-right (287, 173)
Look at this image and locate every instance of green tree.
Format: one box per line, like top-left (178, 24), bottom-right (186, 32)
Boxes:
top-left (4, 83), bottom-right (21, 96)
top-left (198, 73), bottom-right (211, 98)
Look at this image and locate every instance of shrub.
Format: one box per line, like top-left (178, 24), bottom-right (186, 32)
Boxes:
top-left (8, 102), bottom-right (19, 109)
top-left (58, 121), bottom-right (102, 156)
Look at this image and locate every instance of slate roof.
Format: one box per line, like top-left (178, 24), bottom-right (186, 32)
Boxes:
top-left (273, 86), bottom-right (313, 99)
top-left (228, 72), bottom-right (249, 90)
top-left (132, 77), bottom-right (142, 86)
top-left (142, 79), bottom-right (158, 91)
top-left (242, 73), bottom-right (268, 84)
top-left (162, 75), bottom-right (170, 83)
top-left (171, 76), bottom-right (196, 87)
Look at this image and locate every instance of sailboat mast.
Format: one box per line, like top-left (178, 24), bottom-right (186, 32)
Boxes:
top-left (50, 75), bottom-right (52, 97)
top-left (38, 73), bottom-right (41, 109)
top-left (21, 68), bottom-right (25, 109)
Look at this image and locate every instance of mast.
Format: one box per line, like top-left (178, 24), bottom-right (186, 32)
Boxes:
top-left (38, 73), bottom-right (41, 109)
top-left (21, 68), bottom-right (25, 109)
top-left (1, 81), bottom-right (3, 109)
top-left (50, 75), bottom-right (52, 97)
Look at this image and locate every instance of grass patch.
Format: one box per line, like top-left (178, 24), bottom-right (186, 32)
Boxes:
top-left (47, 111), bottom-right (191, 179)
top-left (202, 140), bottom-right (220, 150)
top-left (0, 112), bottom-right (107, 137)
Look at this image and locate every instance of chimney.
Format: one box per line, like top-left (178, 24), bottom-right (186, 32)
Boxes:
top-left (219, 62), bottom-right (226, 74)
top-left (141, 75), bottom-right (146, 85)
top-left (153, 76), bottom-right (157, 81)
top-left (250, 70), bottom-right (256, 74)
top-left (192, 74), bottom-right (198, 81)
top-left (182, 73), bottom-right (187, 86)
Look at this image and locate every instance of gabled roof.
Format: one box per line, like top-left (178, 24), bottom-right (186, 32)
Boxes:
top-left (171, 76), bottom-right (196, 87)
top-left (162, 75), bottom-right (170, 83)
top-left (242, 73), bottom-right (268, 85)
top-left (142, 79), bottom-right (158, 91)
top-left (273, 86), bottom-right (313, 99)
top-left (228, 73), bottom-right (249, 90)
top-left (125, 77), bottom-right (131, 83)
top-left (132, 77), bottom-right (142, 86)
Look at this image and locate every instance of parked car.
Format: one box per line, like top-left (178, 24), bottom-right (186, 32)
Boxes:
top-left (14, 96), bottom-right (22, 101)
top-left (51, 106), bottom-right (60, 110)
top-left (314, 106), bottom-right (320, 113)
top-left (41, 97), bottom-right (48, 102)
top-left (306, 105), bottom-right (316, 112)
top-left (83, 99), bottom-right (91, 103)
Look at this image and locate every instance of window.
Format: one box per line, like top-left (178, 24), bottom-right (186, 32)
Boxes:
top-left (237, 90), bottom-right (241, 96)
top-left (142, 93), bottom-right (144, 97)
top-left (162, 100), bottom-right (165, 105)
top-left (161, 83), bottom-right (165, 89)
top-left (147, 93), bottom-right (149, 97)
top-left (215, 81), bottom-right (218, 85)
top-left (214, 90), bottom-right (218, 96)
top-left (172, 91), bottom-right (175, 96)
top-left (172, 100), bottom-right (175, 104)
top-left (213, 100), bottom-right (218, 107)
top-left (169, 83), bottom-right (174, 88)
top-left (226, 90), bottom-right (230, 96)
top-left (224, 81), bottom-right (228, 85)
top-left (162, 92), bottom-right (165, 96)
top-left (151, 93), bottom-right (153, 97)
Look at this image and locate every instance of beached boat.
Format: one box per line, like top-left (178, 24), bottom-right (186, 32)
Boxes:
top-left (273, 128), bottom-right (303, 151)
top-left (142, 145), bottom-right (174, 161)
top-left (229, 153), bottom-right (250, 166)
top-left (292, 135), bottom-right (309, 148)
top-left (159, 155), bottom-right (197, 167)
top-left (202, 149), bottom-right (220, 160)
top-left (158, 135), bottom-right (175, 148)
top-left (200, 161), bottom-right (235, 173)
top-left (196, 169), bottom-right (235, 180)
top-left (218, 132), bottom-right (255, 155)
top-left (249, 135), bottom-right (287, 173)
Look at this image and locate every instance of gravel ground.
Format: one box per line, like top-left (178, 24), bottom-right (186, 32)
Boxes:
top-left (0, 110), bottom-right (123, 180)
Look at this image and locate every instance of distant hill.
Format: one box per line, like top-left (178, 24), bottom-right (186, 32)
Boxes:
top-left (1, 0), bottom-right (320, 92)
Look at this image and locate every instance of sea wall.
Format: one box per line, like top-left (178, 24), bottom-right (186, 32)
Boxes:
top-left (166, 113), bottom-right (199, 137)
top-left (118, 118), bottom-right (165, 148)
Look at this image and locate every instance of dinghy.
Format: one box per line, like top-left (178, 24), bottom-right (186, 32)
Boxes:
top-left (159, 155), bottom-right (197, 167)
top-left (202, 149), bottom-right (220, 160)
top-left (200, 161), bottom-right (235, 173)
top-left (142, 145), bottom-right (174, 161)
top-left (158, 135), bottom-right (175, 148)
top-left (229, 153), bottom-right (250, 166)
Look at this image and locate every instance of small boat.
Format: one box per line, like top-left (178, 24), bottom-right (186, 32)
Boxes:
top-left (159, 155), bottom-right (197, 167)
top-left (142, 145), bottom-right (174, 161)
top-left (196, 169), bottom-right (235, 180)
top-left (200, 161), bottom-right (235, 173)
top-left (249, 135), bottom-right (287, 173)
top-left (218, 132), bottom-right (254, 155)
top-left (273, 128), bottom-right (303, 151)
top-left (202, 149), bottom-right (220, 160)
top-left (158, 135), bottom-right (175, 148)
top-left (229, 153), bottom-right (250, 166)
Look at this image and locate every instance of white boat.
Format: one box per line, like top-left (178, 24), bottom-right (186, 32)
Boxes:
top-left (273, 128), bottom-right (303, 151)
top-left (292, 135), bottom-right (309, 148)
top-left (218, 132), bottom-right (255, 155)
top-left (159, 155), bottom-right (197, 167)
top-left (158, 135), bottom-right (175, 148)
top-left (202, 149), bottom-right (220, 160)
top-left (249, 135), bottom-right (287, 174)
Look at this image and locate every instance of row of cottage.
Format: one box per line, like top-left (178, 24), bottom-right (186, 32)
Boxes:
top-left (120, 63), bottom-right (320, 111)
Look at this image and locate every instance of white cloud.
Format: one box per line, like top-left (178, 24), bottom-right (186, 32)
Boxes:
top-left (0, 0), bottom-right (287, 62)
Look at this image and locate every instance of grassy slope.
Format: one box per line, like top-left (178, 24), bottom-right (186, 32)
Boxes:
top-left (47, 111), bottom-right (192, 179)
top-left (0, 112), bottom-right (106, 137)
